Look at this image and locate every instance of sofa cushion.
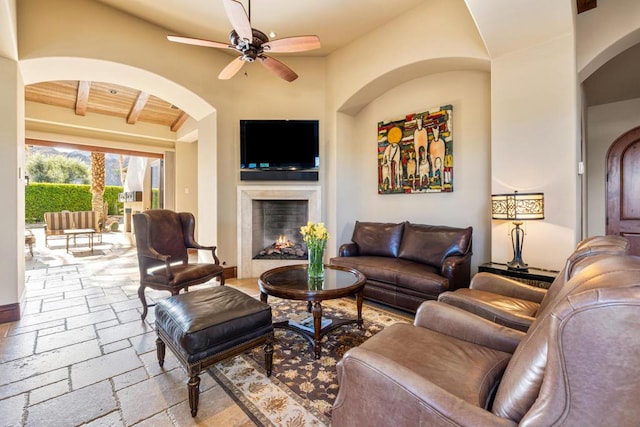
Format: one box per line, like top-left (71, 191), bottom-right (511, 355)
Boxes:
top-left (398, 223), bottom-right (472, 268)
top-left (351, 221), bottom-right (405, 257)
top-left (330, 256), bottom-right (448, 296)
top-left (357, 323), bottom-right (512, 408)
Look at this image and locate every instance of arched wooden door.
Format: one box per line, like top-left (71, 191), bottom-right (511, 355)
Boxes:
top-left (606, 126), bottom-right (640, 255)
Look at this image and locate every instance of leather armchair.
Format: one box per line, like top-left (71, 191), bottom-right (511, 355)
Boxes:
top-left (437, 235), bottom-right (630, 331)
top-left (332, 254), bottom-right (640, 426)
top-left (133, 209), bottom-right (225, 320)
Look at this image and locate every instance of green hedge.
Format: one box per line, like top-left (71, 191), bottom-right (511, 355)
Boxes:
top-left (25, 183), bottom-right (124, 223)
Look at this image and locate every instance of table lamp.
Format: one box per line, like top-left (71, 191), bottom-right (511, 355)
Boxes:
top-left (491, 191), bottom-right (544, 270)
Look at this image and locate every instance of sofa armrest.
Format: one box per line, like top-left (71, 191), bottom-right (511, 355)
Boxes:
top-left (414, 301), bottom-right (524, 353)
top-left (332, 347), bottom-right (517, 427)
top-left (441, 252), bottom-right (472, 291)
top-left (338, 242), bottom-right (359, 257)
top-left (470, 272), bottom-right (547, 303)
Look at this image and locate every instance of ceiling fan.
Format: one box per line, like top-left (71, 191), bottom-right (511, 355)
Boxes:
top-left (167, 0), bottom-right (321, 82)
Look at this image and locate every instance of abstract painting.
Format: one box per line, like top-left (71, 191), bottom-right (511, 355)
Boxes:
top-left (377, 105), bottom-right (453, 194)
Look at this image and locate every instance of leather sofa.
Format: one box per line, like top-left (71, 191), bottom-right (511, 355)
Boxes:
top-left (332, 248), bottom-right (640, 426)
top-left (329, 221), bottom-right (472, 312)
top-left (438, 235), bottom-right (630, 331)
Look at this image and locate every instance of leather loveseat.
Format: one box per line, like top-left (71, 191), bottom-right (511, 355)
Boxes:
top-left (329, 221), bottom-right (472, 312)
top-left (332, 244), bottom-right (640, 426)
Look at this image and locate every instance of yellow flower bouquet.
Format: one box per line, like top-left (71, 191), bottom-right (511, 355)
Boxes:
top-left (300, 221), bottom-right (329, 280)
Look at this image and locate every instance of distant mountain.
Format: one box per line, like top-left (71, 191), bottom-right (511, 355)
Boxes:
top-left (28, 146), bottom-right (129, 186)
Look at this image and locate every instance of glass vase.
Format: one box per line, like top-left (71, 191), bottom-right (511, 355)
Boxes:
top-left (307, 244), bottom-right (325, 281)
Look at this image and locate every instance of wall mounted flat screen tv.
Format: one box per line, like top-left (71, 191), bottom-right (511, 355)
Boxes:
top-left (240, 120), bottom-right (319, 170)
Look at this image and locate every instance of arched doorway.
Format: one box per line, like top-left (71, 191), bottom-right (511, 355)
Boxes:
top-left (606, 126), bottom-right (640, 255)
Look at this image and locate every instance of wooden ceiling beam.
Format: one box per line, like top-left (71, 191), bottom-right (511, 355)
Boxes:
top-left (75, 81), bottom-right (91, 116)
top-left (127, 91), bottom-right (150, 124)
top-left (171, 111), bottom-right (188, 132)
top-left (577, 0), bottom-right (597, 14)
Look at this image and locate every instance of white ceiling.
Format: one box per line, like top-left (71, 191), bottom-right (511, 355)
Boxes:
top-left (96, 0), bottom-right (424, 56)
top-left (464, 0), bottom-right (573, 59)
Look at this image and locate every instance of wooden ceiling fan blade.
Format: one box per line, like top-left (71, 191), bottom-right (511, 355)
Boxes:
top-left (258, 56), bottom-right (298, 82)
top-left (167, 35), bottom-right (231, 49)
top-left (263, 35), bottom-right (321, 53)
top-left (223, 0), bottom-right (252, 41)
top-left (218, 57), bottom-right (246, 80)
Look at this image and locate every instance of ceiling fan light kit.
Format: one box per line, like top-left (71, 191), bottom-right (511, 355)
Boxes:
top-left (167, 0), bottom-right (320, 82)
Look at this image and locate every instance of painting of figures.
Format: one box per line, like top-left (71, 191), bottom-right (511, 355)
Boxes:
top-left (377, 105), bottom-right (453, 194)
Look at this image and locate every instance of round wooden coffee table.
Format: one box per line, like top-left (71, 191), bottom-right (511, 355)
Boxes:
top-left (258, 264), bottom-right (366, 359)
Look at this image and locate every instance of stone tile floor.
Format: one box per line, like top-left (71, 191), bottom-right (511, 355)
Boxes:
top-left (1, 228), bottom-right (260, 426)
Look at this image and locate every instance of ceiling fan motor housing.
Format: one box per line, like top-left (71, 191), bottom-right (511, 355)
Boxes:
top-left (230, 28), bottom-right (269, 62)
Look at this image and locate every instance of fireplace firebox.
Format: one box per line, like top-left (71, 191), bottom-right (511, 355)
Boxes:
top-left (252, 200), bottom-right (308, 260)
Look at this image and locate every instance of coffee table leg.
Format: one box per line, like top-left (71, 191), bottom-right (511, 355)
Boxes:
top-left (356, 289), bottom-right (364, 329)
top-left (312, 301), bottom-right (322, 359)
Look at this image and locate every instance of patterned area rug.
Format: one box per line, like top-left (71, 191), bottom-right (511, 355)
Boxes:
top-left (208, 297), bottom-right (412, 426)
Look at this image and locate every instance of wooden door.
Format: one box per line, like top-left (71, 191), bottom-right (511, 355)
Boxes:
top-left (606, 126), bottom-right (640, 255)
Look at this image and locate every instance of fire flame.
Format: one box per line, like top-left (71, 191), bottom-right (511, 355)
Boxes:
top-left (274, 235), bottom-right (293, 249)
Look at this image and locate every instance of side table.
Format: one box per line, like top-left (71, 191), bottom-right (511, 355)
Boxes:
top-left (478, 262), bottom-right (559, 289)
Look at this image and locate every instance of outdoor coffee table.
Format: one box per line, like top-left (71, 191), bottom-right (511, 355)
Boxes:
top-left (259, 264), bottom-right (366, 359)
top-left (64, 228), bottom-right (96, 253)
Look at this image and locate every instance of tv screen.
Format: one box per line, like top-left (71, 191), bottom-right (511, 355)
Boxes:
top-left (240, 120), bottom-right (319, 170)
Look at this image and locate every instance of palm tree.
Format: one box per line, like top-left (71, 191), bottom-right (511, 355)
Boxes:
top-left (90, 152), bottom-right (105, 229)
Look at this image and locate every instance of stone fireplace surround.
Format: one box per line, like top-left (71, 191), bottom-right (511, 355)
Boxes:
top-left (237, 185), bottom-right (321, 278)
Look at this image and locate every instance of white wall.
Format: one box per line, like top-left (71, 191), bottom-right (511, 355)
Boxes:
top-left (576, 0), bottom-right (640, 80)
top-left (587, 98), bottom-right (640, 236)
top-left (0, 56), bottom-right (24, 311)
top-left (335, 70), bottom-right (491, 272)
top-left (216, 56), bottom-right (327, 267)
top-left (491, 34), bottom-right (578, 271)
top-left (175, 141), bottom-right (198, 215)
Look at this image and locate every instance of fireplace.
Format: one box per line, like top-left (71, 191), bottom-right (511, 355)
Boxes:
top-left (252, 200), bottom-right (308, 260)
top-left (238, 185), bottom-right (321, 278)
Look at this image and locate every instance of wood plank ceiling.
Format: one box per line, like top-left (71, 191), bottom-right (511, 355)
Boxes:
top-left (25, 80), bottom-right (188, 132)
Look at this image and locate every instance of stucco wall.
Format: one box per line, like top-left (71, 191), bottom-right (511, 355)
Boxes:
top-left (587, 98), bottom-right (640, 236)
top-left (490, 34), bottom-right (578, 271)
top-left (577, 0), bottom-right (640, 80)
top-left (334, 70), bottom-right (491, 272)
top-left (175, 141), bottom-right (198, 217)
top-left (0, 56), bottom-right (24, 309)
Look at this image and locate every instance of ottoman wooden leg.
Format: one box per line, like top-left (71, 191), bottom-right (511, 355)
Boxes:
top-left (264, 334), bottom-right (274, 377)
top-left (188, 374), bottom-right (201, 417)
top-left (156, 337), bottom-right (166, 367)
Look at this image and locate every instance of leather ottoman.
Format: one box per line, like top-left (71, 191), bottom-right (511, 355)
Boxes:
top-left (155, 286), bottom-right (274, 416)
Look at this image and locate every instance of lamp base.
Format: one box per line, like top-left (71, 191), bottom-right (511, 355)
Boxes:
top-left (507, 221), bottom-right (528, 271)
top-left (507, 259), bottom-right (529, 271)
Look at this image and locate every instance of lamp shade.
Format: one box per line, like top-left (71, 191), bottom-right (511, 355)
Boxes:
top-left (491, 192), bottom-right (544, 221)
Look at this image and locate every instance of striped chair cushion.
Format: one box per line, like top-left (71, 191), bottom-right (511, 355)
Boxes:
top-left (44, 211), bottom-right (74, 235)
top-left (72, 211), bottom-right (99, 231)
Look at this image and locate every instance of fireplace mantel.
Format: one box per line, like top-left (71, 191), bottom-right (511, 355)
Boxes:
top-left (237, 185), bottom-right (321, 278)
